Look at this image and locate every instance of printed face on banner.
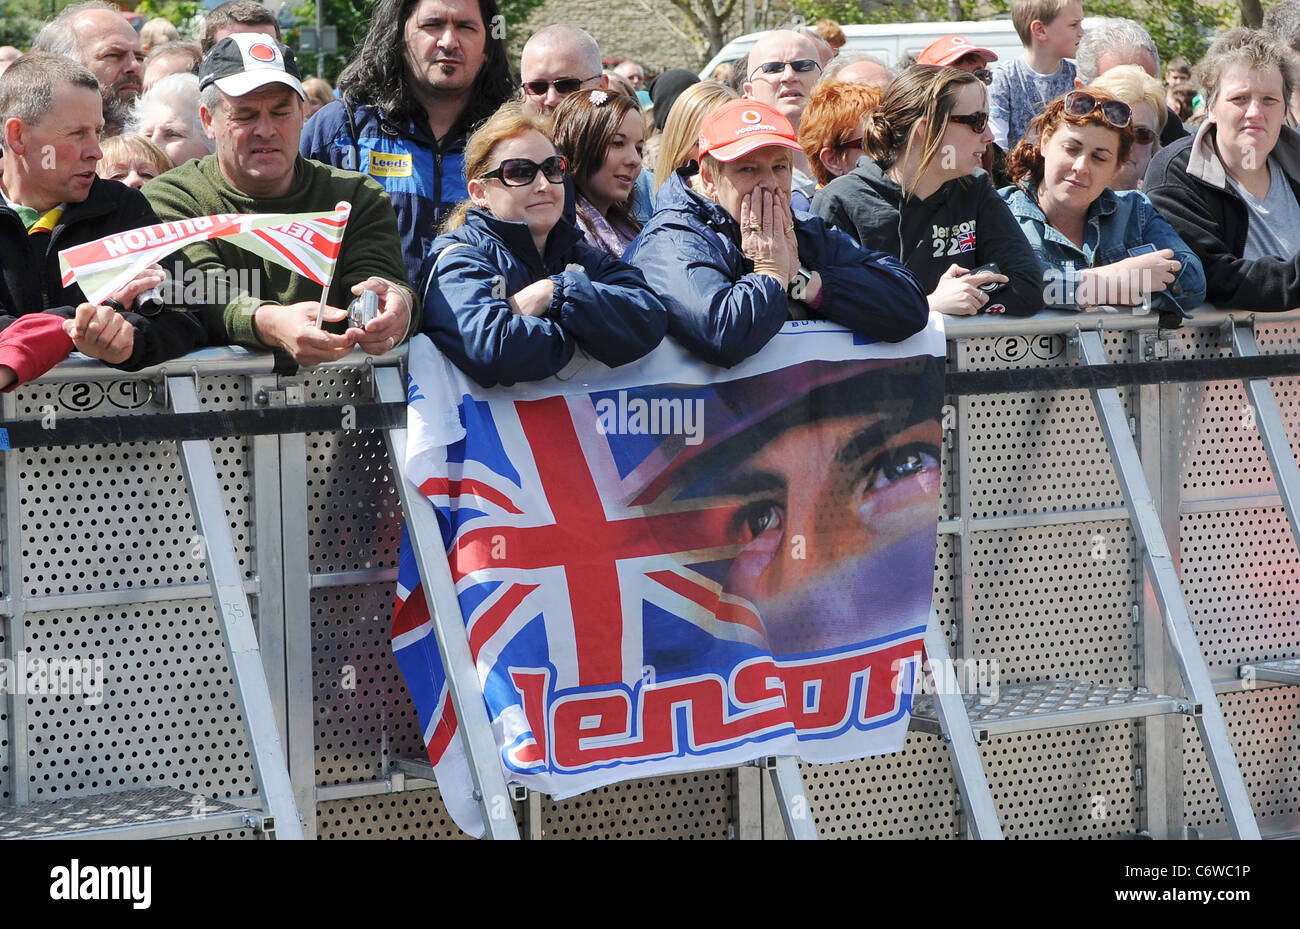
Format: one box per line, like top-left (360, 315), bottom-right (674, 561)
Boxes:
top-left (393, 337), bottom-right (944, 834)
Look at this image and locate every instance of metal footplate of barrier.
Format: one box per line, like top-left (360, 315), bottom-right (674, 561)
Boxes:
top-left (375, 366), bottom-right (520, 840)
top-left (911, 681), bottom-right (1190, 741)
top-left (166, 375), bottom-right (305, 841)
top-left (0, 787), bottom-right (262, 840)
top-left (1075, 328), bottom-right (1261, 840)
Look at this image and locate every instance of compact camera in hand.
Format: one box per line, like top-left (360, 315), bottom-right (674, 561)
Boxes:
top-left (347, 289), bottom-right (379, 330)
top-left (968, 262), bottom-right (1006, 294)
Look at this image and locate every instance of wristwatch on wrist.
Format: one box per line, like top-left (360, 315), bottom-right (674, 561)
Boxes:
top-left (788, 266), bottom-right (813, 302)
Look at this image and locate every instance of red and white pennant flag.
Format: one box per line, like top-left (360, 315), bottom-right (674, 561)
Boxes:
top-left (58, 202), bottom-right (352, 306)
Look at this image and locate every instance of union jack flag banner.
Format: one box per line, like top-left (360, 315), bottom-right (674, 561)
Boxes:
top-left (57, 203), bottom-right (352, 305)
top-left (395, 317), bottom-right (946, 836)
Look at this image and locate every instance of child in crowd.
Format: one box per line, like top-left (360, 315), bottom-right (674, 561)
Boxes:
top-left (96, 133), bottom-right (173, 189)
top-left (989, 0), bottom-right (1086, 152)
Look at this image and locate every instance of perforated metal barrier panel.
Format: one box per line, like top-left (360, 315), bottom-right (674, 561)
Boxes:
top-left (1, 313), bottom-right (1298, 840)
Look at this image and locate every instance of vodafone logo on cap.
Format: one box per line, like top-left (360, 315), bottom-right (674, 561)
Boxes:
top-left (741, 109), bottom-right (762, 124)
top-left (249, 42), bottom-right (277, 62)
top-left (951, 36), bottom-right (967, 45)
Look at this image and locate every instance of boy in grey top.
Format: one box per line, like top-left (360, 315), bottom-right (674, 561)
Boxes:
top-left (990, 0), bottom-right (1085, 150)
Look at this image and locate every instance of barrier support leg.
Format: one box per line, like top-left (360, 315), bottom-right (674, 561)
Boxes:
top-left (924, 610), bottom-right (1004, 839)
top-left (167, 375), bottom-right (304, 840)
top-left (374, 366), bottom-right (519, 839)
top-left (1227, 319), bottom-right (1300, 550)
top-left (1076, 331), bottom-right (1260, 840)
top-left (768, 756), bottom-right (818, 840)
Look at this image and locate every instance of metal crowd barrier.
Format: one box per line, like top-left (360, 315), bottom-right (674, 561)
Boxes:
top-left (0, 306), bottom-right (1296, 840)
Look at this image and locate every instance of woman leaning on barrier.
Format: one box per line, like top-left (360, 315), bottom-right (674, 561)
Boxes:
top-left (1000, 89), bottom-right (1206, 319)
top-left (811, 65), bottom-right (1044, 318)
top-left (625, 99), bottom-right (928, 369)
top-left (418, 102), bottom-right (667, 388)
top-left (1145, 28), bottom-right (1300, 311)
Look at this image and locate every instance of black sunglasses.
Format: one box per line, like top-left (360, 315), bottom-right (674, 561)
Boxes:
top-left (949, 110), bottom-right (990, 133)
top-left (750, 58), bottom-right (820, 78)
top-left (973, 67), bottom-right (992, 85)
top-left (521, 75), bottom-right (601, 97)
top-left (480, 155), bottom-right (568, 186)
top-left (1063, 90), bottom-right (1132, 128)
top-left (1133, 126), bottom-right (1157, 145)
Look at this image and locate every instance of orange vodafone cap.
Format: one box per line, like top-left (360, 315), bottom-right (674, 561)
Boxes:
top-left (697, 99), bottom-right (802, 162)
top-left (917, 35), bottom-right (998, 67)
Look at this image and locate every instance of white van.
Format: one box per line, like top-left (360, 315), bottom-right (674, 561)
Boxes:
top-left (699, 19), bottom-right (1026, 80)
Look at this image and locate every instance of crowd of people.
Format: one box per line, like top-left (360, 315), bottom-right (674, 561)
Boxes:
top-left (4, 0), bottom-right (1300, 392)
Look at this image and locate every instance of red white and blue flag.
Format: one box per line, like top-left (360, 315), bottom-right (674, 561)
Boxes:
top-left (957, 230), bottom-right (977, 252)
top-left (394, 318), bottom-right (946, 836)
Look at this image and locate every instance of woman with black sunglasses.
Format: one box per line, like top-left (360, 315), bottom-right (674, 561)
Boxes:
top-left (420, 102), bottom-right (667, 387)
top-left (812, 65), bottom-right (1044, 317)
top-left (1000, 88), bottom-right (1205, 319)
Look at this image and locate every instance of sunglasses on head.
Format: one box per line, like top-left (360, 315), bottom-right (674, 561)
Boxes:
top-left (949, 110), bottom-right (990, 133)
top-left (1063, 90), bottom-right (1132, 129)
top-left (750, 58), bottom-right (820, 78)
top-left (521, 75), bottom-right (600, 97)
top-left (480, 155), bottom-right (568, 186)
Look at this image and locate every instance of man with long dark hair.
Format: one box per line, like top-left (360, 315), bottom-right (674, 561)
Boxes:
top-left (300, 0), bottom-right (513, 286)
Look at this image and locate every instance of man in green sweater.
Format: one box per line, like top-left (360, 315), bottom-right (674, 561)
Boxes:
top-left (145, 34), bottom-right (419, 367)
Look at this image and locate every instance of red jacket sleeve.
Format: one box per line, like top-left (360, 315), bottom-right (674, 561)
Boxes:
top-left (0, 313), bottom-right (74, 391)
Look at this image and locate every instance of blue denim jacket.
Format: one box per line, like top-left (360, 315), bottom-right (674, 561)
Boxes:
top-left (999, 185), bottom-right (1206, 313)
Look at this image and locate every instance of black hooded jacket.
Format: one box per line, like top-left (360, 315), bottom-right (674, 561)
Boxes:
top-left (812, 159), bottom-right (1043, 316)
top-left (1, 177), bottom-right (206, 370)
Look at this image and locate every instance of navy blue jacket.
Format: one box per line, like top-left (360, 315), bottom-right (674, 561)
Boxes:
top-left (419, 210), bottom-right (668, 387)
top-left (302, 100), bottom-right (467, 290)
top-left (625, 170), bottom-right (929, 368)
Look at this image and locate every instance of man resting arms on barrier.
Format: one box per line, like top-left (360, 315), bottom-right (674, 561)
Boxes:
top-left (0, 54), bottom-right (206, 391)
top-left (145, 35), bottom-right (418, 368)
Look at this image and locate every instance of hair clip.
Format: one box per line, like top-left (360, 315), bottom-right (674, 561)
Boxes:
top-left (589, 90), bottom-right (609, 106)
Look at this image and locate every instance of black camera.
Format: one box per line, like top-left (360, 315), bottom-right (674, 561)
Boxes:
top-left (347, 289), bottom-right (379, 330)
top-left (968, 262), bottom-right (1006, 294)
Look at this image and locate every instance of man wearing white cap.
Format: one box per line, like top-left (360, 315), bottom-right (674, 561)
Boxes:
top-left (145, 34), bottom-right (419, 367)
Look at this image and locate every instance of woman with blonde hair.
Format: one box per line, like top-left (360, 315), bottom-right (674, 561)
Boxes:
top-left (420, 102), bottom-right (667, 387)
top-left (653, 80), bottom-right (738, 193)
top-left (813, 65), bottom-right (1043, 316)
top-left (552, 89), bottom-right (645, 256)
top-left (96, 133), bottom-right (173, 188)
top-left (1089, 64), bottom-right (1166, 190)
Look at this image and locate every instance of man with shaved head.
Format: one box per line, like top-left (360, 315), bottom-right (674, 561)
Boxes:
top-left (743, 29), bottom-right (822, 205)
top-left (31, 1), bottom-right (144, 134)
top-left (519, 24), bottom-right (607, 115)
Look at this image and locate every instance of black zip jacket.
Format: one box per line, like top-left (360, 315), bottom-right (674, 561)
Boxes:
top-left (1145, 121), bottom-right (1300, 311)
top-left (812, 159), bottom-right (1044, 316)
top-left (0, 177), bottom-right (206, 370)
